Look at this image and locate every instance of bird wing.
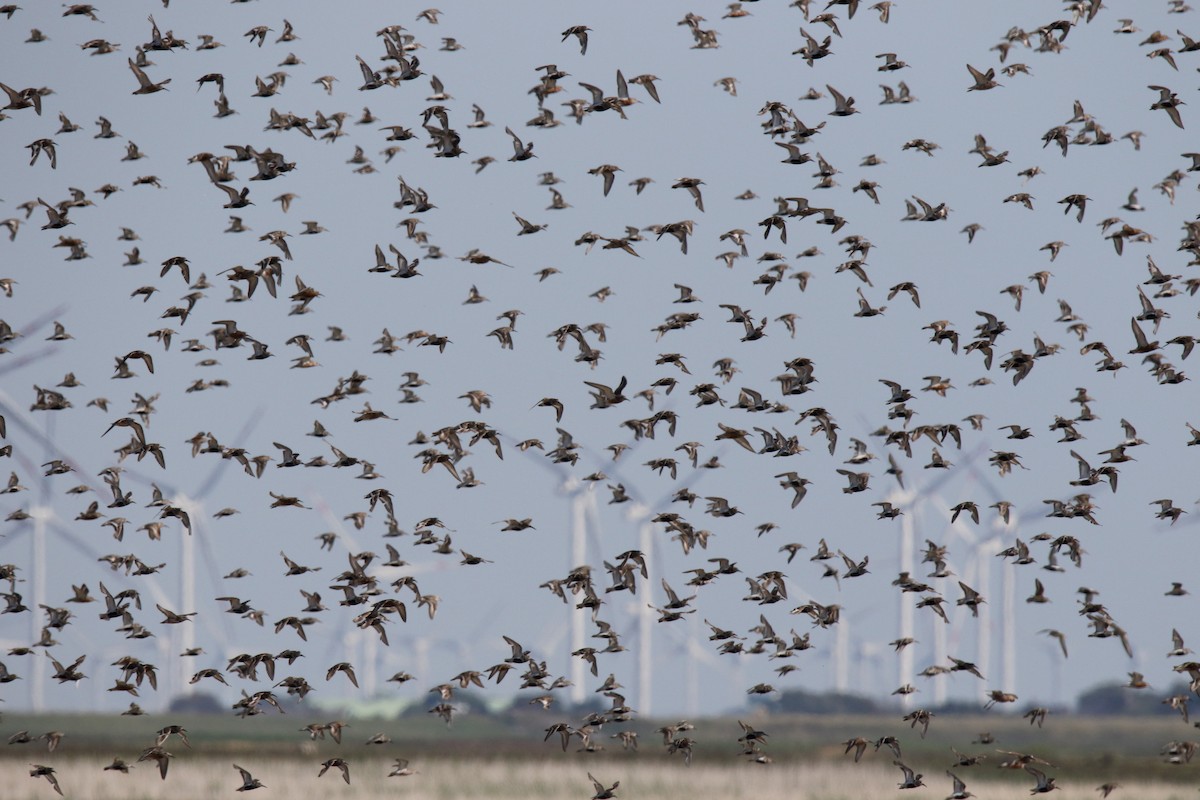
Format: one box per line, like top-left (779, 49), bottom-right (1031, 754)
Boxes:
top-left (579, 82), bottom-right (604, 103)
top-left (128, 58), bottom-right (152, 88)
top-left (357, 55), bottom-right (376, 82)
top-left (1130, 318), bottom-right (1150, 349)
top-left (504, 126), bottom-right (524, 154)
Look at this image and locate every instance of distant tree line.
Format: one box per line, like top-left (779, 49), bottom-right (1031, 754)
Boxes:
top-left (167, 682), bottom-right (1193, 718)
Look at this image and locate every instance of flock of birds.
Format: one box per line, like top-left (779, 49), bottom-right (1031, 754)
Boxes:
top-left (3, 0), bottom-right (1200, 796)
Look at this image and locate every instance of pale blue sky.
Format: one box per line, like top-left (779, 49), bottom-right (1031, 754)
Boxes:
top-left (0, 0), bottom-right (1198, 721)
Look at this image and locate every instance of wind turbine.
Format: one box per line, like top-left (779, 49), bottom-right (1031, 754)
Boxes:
top-left (509, 421), bottom-right (685, 717)
top-left (116, 409), bottom-right (265, 705)
top-left (919, 472), bottom-right (1021, 704)
top-left (0, 386), bottom-right (176, 710)
top-left (962, 462), bottom-right (1025, 698)
top-left (567, 475), bottom-right (602, 706)
top-left (881, 444), bottom-right (987, 706)
top-left (499, 429), bottom-right (616, 703)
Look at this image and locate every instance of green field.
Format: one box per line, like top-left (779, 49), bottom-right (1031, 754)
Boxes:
top-left (3, 754), bottom-right (1199, 800)
top-left (1, 711), bottom-right (1197, 798)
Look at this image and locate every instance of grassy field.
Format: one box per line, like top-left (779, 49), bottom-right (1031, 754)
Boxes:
top-left (1, 712), bottom-right (1197, 798)
top-left (3, 756), bottom-right (1200, 800)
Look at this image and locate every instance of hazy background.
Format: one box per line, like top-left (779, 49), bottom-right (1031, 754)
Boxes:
top-left (0, 0), bottom-right (1198, 720)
